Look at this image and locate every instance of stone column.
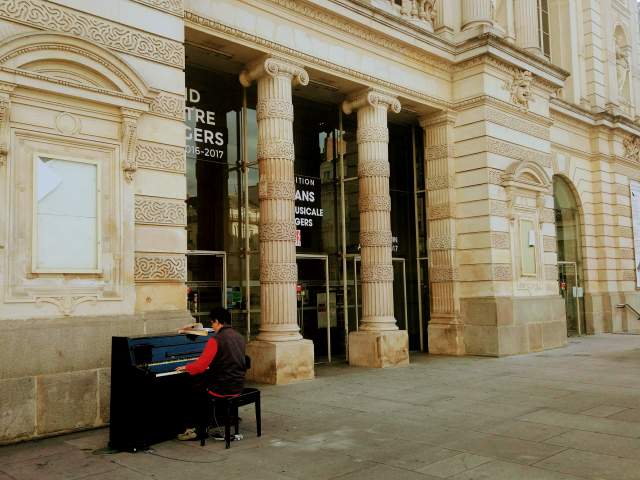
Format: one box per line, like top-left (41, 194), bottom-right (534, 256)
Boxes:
top-left (461, 0), bottom-right (494, 30)
top-left (514, 0), bottom-right (541, 54)
top-left (342, 89), bottom-right (409, 368)
top-left (239, 56), bottom-right (314, 384)
top-left (419, 112), bottom-right (464, 355)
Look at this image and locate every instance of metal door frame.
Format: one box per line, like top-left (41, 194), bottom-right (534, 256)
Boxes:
top-left (557, 260), bottom-right (582, 335)
top-left (296, 253), bottom-right (332, 363)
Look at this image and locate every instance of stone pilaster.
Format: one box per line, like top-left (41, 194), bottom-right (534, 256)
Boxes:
top-left (461, 0), bottom-right (494, 30)
top-left (342, 89), bottom-right (408, 368)
top-left (514, 0), bottom-right (541, 55)
top-left (239, 56), bottom-right (314, 384)
top-left (419, 112), bottom-right (464, 355)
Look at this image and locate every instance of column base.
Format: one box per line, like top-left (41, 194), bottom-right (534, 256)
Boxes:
top-left (245, 339), bottom-right (314, 385)
top-left (428, 322), bottom-right (465, 355)
top-left (348, 330), bottom-right (409, 368)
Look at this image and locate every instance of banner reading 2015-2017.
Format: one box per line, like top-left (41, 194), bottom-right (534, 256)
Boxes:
top-left (630, 181), bottom-right (640, 288)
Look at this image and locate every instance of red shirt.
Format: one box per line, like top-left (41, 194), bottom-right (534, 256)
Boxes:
top-left (185, 337), bottom-right (218, 375)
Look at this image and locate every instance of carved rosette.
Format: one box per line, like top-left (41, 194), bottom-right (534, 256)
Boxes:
top-left (239, 57), bottom-right (308, 342)
top-left (343, 88), bottom-right (401, 332)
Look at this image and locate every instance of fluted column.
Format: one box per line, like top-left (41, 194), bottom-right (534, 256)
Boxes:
top-left (342, 89), bottom-right (408, 367)
top-left (461, 0), bottom-right (494, 30)
top-left (514, 0), bottom-right (541, 54)
top-left (239, 57), bottom-right (314, 383)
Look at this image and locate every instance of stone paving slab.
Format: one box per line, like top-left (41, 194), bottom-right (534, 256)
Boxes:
top-left (1, 334), bottom-right (640, 480)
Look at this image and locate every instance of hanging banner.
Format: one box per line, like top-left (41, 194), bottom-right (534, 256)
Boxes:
top-left (630, 181), bottom-right (640, 288)
top-left (184, 87), bottom-right (227, 161)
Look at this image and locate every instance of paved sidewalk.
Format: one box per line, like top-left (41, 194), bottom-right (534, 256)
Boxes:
top-left (1, 334), bottom-right (640, 480)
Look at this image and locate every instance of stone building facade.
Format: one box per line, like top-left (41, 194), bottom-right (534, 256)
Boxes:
top-left (1, 0), bottom-right (640, 444)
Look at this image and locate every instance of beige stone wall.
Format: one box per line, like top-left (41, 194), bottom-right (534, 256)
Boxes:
top-left (0, 0), bottom-right (189, 443)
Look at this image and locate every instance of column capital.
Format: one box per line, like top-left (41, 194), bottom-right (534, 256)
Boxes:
top-left (239, 56), bottom-right (309, 87)
top-left (419, 110), bottom-right (456, 128)
top-left (342, 89), bottom-right (401, 115)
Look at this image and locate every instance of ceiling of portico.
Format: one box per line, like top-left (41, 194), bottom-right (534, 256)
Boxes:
top-left (185, 27), bottom-right (437, 125)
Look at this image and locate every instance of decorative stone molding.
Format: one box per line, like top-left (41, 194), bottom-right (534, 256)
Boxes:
top-left (257, 141), bottom-right (295, 162)
top-left (360, 231), bottom-right (393, 247)
top-left (619, 248), bottom-right (634, 259)
top-left (488, 138), bottom-right (551, 167)
top-left (491, 232), bottom-right (510, 249)
top-left (259, 223), bottom-right (297, 242)
top-left (487, 168), bottom-right (504, 184)
top-left (256, 99), bottom-right (294, 122)
top-left (490, 200), bottom-right (509, 217)
top-left (485, 107), bottom-right (549, 139)
top-left (260, 263), bottom-right (298, 283)
top-left (425, 144), bottom-right (454, 161)
top-left (121, 116), bottom-right (138, 183)
top-left (0, 0), bottom-right (184, 68)
top-left (136, 141), bottom-right (185, 172)
top-left (617, 226), bottom-right (633, 238)
top-left (429, 235), bottom-right (455, 250)
top-left (358, 159), bottom-right (390, 178)
top-left (430, 267), bottom-right (459, 282)
top-left (258, 180), bottom-right (296, 200)
top-left (35, 295), bottom-right (97, 316)
top-left (426, 175), bottom-right (455, 190)
top-left (493, 264), bottom-right (513, 280)
top-left (540, 208), bottom-right (555, 224)
top-left (505, 69), bottom-right (534, 111)
top-left (359, 194), bottom-right (392, 212)
top-left (148, 92), bottom-right (184, 120)
top-left (131, 0), bottom-right (183, 16)
top-left (622, 270), bottom-right (635, 281)
top-left (54, 112), bottom-right (81, 136)
top-left (134, 197), bottom-right (186, 226)
top-left (134, 254), bottom-right (186, 282)
top-left (360, 264), bottom-right (394, 282)
top-left (623, 135), bottom-right (640, 162)
top-left (357, 125), bottom-right (389, 143)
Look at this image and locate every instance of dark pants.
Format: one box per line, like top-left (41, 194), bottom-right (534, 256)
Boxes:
top-left (181, 377), bottom-right (231, 431)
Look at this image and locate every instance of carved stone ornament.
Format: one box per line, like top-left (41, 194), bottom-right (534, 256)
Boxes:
top-left (360, 264), bottom-right (394, 283)
top-left (259, 223), bottom-right (297, 242)
top-left (505, 70), bottom-right (534, 111)
top-left (0, 96), bottom-right (9, 167)
top-left (258, 179), bottom-right (296, 200)
top-left (623, 135), bottom-right (640, 162)
top-left (239, 56), bottom-right (309, 87)
top-left (121, 118), bottom-right (138, 183)
top-left (35, 295), bottom-right (97, 316)
top-left (135, 255), bottom-right (186, 282)
top-left (358, 159), bottom-right (390, 178)
top-left (401, 0), bottom-right (437, 30)
top-left (134, 197), bottom-right (186, 225)
top-left (0, 0), bottom-right (184, 68)
top-left (260, 262), bottom-right (298, 283)
top-left (136, 141), bottom-right (185, 172)
top-left (343, 89), bottom-right (401, 115)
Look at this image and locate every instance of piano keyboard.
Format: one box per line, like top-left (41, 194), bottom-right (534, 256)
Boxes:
top-left (155, 370), bottom-right (185, 377)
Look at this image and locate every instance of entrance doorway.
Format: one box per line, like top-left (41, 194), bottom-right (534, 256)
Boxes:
top-left (553, 176), bottom-right (586, 335)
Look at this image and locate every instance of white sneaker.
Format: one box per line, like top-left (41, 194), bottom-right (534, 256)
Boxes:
top-left (177, 427), bottom-right (197, 441)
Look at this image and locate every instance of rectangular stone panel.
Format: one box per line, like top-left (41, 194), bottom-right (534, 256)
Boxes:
top-left (36, 371), bottom-right (98, 435)
top-left (0, 377), bottom-right (36, 443)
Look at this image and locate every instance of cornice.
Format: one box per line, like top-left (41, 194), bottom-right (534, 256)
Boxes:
top-left (0, 0), bottom-right (184, 68)
top-left (184, 11), bottom-right (452, 111)
top-left (551, 97), bottom-right (640, 136)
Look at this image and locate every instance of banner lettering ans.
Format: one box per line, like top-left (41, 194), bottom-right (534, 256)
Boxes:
top-left (294, 174), bottom-right (323, 250)
top-left (184, 87), bottom-right (227, 161)
top-left (630, 181), bottom-right (640, 288)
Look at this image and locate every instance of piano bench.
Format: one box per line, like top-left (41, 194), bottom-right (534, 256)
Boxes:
top-left (198, 387), bottom-right (261, 449)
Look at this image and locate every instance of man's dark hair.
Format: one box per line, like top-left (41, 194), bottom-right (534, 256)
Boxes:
top-left (209, 307), bottom-right (231, 325)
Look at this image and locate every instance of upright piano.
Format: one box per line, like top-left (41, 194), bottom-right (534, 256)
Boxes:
top-left (108, 332), bottom-right (210, 452)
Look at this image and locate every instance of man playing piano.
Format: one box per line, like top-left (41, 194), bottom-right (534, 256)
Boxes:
top-left (174, 307), bottom-right (246, 441)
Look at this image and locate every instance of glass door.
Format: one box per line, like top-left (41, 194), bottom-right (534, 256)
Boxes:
top-left (558, 261), bottom-right (584, 335)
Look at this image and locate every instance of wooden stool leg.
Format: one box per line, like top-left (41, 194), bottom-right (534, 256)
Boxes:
top-left (256, 394), bottom-right (261, 437)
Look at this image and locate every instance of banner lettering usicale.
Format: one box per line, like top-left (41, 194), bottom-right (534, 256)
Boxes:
top-left (294, 174), bottom-right (323, 248)
top-left (184, 88), bottom-right (227, 161)
top-left (630, 181), bottom-right (640, 288)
